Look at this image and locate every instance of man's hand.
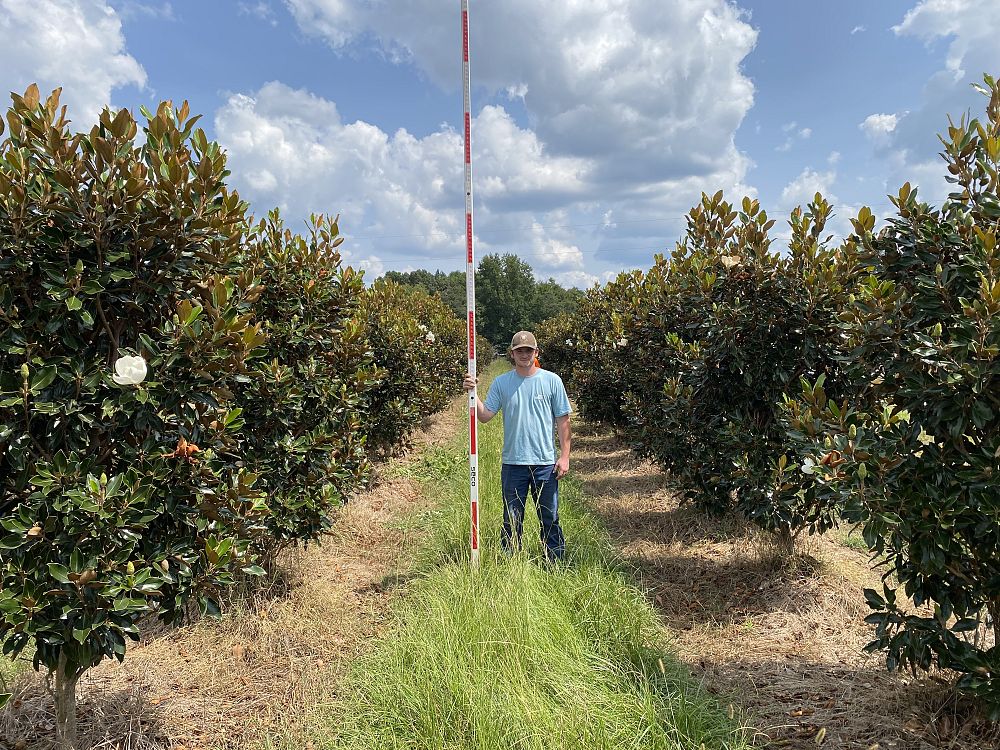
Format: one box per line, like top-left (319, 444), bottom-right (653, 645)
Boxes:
top-left (463, 373), bottom-right (477, 392)
top-left (555, 456), bottom-right (570, 479)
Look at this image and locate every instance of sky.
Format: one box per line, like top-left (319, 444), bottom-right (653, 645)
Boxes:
top-left (2, 0), bottom-right (999, 288)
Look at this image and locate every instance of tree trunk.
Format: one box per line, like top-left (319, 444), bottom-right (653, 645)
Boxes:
top-left (774, 528), bottom-right (795, 558)
top-left (53, 653), bottom-right (81, 750)
top-left (989, 600), bottom-right (1000, 652)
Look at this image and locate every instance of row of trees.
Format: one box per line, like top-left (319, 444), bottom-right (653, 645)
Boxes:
top-left (538, 76), bottom-right (1000, 716)
top-left (0, 87), bottom-right (491, 747)
top-left (384, 253), bottom-right (582, 346)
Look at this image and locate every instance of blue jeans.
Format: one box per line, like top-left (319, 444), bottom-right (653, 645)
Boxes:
top-left (500, 463), bottom-right (566, 561)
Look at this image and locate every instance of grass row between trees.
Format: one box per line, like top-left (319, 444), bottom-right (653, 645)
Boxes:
top-left (301, 362), bottom-right (753, 750)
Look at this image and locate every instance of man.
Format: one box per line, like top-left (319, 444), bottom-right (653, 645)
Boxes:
top-left (463, 331), bottom-right (572, 561)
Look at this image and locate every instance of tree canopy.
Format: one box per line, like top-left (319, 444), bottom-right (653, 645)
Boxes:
top-left (384, 253), bottom-right (583, 346)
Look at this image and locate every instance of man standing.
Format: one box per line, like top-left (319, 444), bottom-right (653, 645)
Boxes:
top-left (463, 331), bottom-right (572, 561)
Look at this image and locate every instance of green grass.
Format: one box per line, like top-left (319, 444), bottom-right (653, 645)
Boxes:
top-left (312, 363), bottom-right (752, 749)
top-left (0, 656), bottom-right (25, 704)
top-left (830, 520), bottom-right (873, 555)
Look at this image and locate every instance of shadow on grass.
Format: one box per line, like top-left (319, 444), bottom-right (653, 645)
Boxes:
top-left (354, 569), bottom-right (426, 597)
top-left (579, 472), bottom-right (668, 501)
top-left (570, 423), bottom-right (829, 629)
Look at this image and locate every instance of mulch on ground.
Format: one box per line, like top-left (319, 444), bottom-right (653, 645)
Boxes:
top-left (571, 420), bottom-right (1000, 750)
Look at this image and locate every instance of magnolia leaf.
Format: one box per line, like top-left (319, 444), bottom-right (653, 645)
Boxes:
top-left (29, 366), bottom-right (58, 394)
top-left (47, 563), bottom-right (71, 583)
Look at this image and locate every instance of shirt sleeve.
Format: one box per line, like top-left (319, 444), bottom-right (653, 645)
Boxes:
top-left (550, 375), bottom-right (572, 417)
top-left (484, 377), bottom-right (503, 413)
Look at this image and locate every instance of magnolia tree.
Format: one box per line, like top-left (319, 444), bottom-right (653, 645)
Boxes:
top-left (783, 76), bottom-right (1000, 714)
top-left (565, 192), bottom-right (868, 553)
top-left (0, 87), bottom-right (266, 748)
top-left (533, 313), bottom-right (578, 387)
top-left (234, 210), bottom-right (377, 563)
top-left (568, 271), bottom-right (644, 430)
top-left (359, 280), bottom-right (470, 457)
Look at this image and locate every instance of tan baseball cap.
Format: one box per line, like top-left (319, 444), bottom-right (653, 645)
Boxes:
top-left (510, 331), bottom-right (538, 350)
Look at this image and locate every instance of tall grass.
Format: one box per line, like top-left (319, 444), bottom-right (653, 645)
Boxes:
top-left (316, 363), bottom-right (751, 749)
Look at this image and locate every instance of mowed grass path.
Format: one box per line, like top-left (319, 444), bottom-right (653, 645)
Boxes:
top-left (309, 363), bottom-right (752, 750)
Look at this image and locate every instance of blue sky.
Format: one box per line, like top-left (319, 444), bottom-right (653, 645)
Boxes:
top-left (2, 0), bottom-right (998, 287)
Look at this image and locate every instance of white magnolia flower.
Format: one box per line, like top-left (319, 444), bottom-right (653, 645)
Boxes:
top-left (800, 457), bottom-right (816, 475)
top-left (425, 331), bottom-right (436, 343)
top-left (112, 355), bottom-right (147, 386)
top-left (720, 255), bottom-right (741, 269)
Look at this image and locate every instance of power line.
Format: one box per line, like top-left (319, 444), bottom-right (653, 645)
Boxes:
top-left (351, 244), bottom-right (671, 267)
top-left (342, 215), bottom-right (687, 242)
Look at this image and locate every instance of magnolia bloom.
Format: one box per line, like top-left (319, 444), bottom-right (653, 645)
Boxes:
top-left (112, 355), bottom-right (147, 386)
top-left (425, 331), bottom-right (436, 343)
top-left (800, 457), bottom-right (816, 475)
top-left (720, 255), bottom-right (741, 269)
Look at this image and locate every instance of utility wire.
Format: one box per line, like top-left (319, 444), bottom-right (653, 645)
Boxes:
top-left (342, 215), bottom-right (687, 242)
top-left (348, 244), bottom-right (672, 267)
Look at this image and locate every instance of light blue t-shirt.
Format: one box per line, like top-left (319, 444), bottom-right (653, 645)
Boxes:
top-left (484, 369), bottom-right (572, 465)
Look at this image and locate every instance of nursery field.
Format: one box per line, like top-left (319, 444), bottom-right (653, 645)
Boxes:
top-left (3, 78), bottom-right (999, 750)
top-left (1, 363), bottom-right (745, 749)
top-left (3, 363), bottom-right (996, 749)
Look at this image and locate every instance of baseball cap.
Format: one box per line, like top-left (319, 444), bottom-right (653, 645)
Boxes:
top-left (510, 331), bottom-right (538, 350)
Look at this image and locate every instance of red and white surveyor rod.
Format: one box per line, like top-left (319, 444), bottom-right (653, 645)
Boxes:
top-left (461, 0), bottom-right (480, 566)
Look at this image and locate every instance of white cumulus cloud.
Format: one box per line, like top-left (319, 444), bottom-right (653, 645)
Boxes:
top-left (0, 0), bottom-right (146, 125)
top-left (221, 1), bottom-right (761, 283)
top-left (860, 113), bottom-right (899, 145)
top-left (877, 0), bottom-right (1000, 205)
top-left (776, 121), bottom-right (813, 152)
top-left (780, 167), bottom-right (837, 207)
top-left (215, 82), bottom-right (600, 279)
top-left (284, 0), bottom-right (757, 190)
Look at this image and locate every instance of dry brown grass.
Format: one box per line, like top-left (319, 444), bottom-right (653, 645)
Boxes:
top-left (0, 397), bottom-right (465, 750)
top-left (572, 420), bottom-right (1000, 750)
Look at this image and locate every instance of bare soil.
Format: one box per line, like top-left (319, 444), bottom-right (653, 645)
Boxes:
top-left (571, 420), bottom-right (1000, 750)
top-left (0, 398), bottom-right (464, 750)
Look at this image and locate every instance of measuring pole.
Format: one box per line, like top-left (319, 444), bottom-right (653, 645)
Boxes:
top-left (461, 0), bottom-right (480, 566)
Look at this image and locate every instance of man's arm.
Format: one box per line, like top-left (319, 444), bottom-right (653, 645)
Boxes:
top-left (555, 414), bottom-right (571, 478)
top-left (462, 374), bottom-right (497, 423)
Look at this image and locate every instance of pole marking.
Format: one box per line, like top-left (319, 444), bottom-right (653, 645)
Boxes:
top-left (462, 0), bottom-right (480, 564)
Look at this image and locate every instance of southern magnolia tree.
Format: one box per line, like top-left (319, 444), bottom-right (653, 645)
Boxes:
top-left (783, 76), bottom-right (1000, 713)
top-left (359, 280), bottom-right (470, 457)
top-left (567, 192), bottom-right (867, 552)
top-left (235, 210), bottom-right (376, 563)
top-left (0, 87), bottom-right (266, 747)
